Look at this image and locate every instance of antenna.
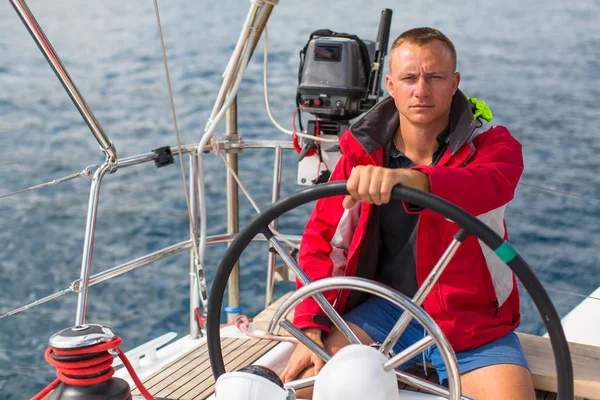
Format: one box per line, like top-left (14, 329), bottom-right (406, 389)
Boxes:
top-left (367, 8), bottom-right (393, 101)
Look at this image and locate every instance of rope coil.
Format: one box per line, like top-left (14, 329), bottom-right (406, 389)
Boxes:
top-left (32, 336), bottom-right (154, 400)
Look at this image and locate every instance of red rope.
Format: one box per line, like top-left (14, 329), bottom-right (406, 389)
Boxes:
top-left (31, 336), bottom-right (154, 400)
top-left (195, 307), bottom-right (205, 330)
top-left (117, 350), bottom-right (154, 400)
top-left (292, 104), bottom-right (320, 156)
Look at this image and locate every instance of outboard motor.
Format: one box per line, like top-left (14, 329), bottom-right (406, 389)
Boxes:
top-left (296, 8), bottom-right (392, 131)
top-left (215, 365), bottom-right (296, 400)
top-left (295, 9), bottom-right (392, 185)
top-left (297, 31), bottom-right (375, 124)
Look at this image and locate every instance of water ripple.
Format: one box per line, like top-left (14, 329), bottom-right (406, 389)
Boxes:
top-left (0, 0), bottom-right (598, 397)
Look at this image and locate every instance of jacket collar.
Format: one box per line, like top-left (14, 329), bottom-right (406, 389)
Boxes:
top-left (342, 89), bottom-right (477, 160)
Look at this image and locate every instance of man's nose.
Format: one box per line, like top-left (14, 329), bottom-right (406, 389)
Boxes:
top-left (414, 76), bottom-right (430, 97)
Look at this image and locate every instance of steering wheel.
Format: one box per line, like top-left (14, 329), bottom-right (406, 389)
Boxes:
top-left (207, 181), bottom-right (573, 399)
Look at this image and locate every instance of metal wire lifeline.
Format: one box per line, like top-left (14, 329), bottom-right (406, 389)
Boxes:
top-left (151, 0), bottom-right (210, 329)
top-left (0, 165), bottom-right (97, 200)
top-left (519, 182), bottom-right (600, 205)
top-left (151, 0), bottom-right (199, 261)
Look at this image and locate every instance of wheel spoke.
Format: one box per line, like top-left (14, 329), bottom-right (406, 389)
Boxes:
top-left (283, 375), bottom-right (317, 391)
top-left (379, 229), bottom-right (467, 355)
top-left (266, 232), bottom-right (361, 345)
top-left (382, 335), bottom-right (434, 371)
top-left (280, 320), bottom-right (331, 363)
top-left (264, 231), bottom-right (304, 284)
top-left (395, 370), bottom-right (469, 399)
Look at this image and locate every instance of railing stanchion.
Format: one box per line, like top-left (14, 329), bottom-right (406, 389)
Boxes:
top-left (226, 99), bottom-right (241, 323)
top-left (74, 163), bottom-right (112, 327)
top-left (190, 152), bottom-right (201, 338)
top-left (265, 145), bottom-right (283, 307)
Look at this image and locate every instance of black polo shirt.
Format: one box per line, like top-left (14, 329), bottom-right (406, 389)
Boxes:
top-left (375, 128), bottom-right (450, 297)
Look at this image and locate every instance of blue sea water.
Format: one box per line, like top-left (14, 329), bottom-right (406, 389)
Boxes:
top-left (0, 0), bottom-right (598, 398)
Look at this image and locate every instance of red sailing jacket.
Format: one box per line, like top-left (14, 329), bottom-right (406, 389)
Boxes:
top-left (292, 91), bottom-right (524, 352)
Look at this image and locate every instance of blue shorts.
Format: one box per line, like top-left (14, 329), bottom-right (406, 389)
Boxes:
top-left (344, 296), bottom-right (529, 384)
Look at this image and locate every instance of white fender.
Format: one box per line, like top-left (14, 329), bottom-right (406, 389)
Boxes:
top-left (215, 371), bottom-right (288, 400)
top-left (313, 344), bottom-right (399, 400)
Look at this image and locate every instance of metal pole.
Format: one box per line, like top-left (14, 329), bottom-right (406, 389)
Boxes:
top-left (3, 233), bottom-right (307, 321)
top-left (74, 163), bottom-right (112, 327)
top-left (212, 3), bottom-right (275, 115)
top-left (226, 99), bottom-right (241, 323)
top-left (265, 146), bottom-right (283, 307)
top-left (189, 154), bottom-right (200, 339)
top-left (9, 0), bottom-right (117, 162)
top-left (247, 4), bottom-right (275, 61)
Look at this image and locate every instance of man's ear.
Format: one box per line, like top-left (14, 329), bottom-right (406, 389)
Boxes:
top-left (385, 74), bottom-right (393, 96)
top-left (453, 71), bottom-right (461, 94)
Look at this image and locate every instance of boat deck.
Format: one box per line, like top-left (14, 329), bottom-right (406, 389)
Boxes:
top-left (129, 337), bottom-right (278, 399)
top-left (37, 297), bottom-right (597, 400)
top-left (124, 291), bottom-right (600, 399)
top-left (127, 333), bottom-right (562, 399)
top-left (124, 291), bottom-right (580, 400)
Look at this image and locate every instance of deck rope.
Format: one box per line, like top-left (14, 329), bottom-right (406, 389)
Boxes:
top-left (195, 307), bottom-right (298, 344)
top-left (234, 315), bottom-right (299, 344)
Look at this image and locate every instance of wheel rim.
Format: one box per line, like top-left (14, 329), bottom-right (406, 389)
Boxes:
top-left (207, 181), bottom-right (573, 399)
top-left (270, 277), bottom-right (462, 398)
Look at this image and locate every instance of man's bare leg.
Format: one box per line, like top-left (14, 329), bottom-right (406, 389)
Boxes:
top-left (460, 363), bottom-right (535, 400)
top-left (294, 321), bottom-right (374, 399)
top-left (293, 326), bottom-right (535, 400)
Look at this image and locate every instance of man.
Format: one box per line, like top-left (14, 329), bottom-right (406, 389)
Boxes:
top-left (280, 28), bottom-right (535, 399)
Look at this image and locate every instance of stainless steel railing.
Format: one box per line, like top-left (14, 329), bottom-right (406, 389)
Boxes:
top-left (0, 139), bottom-right (300, 337)
top-left (7, 0), bottom-right (298, 337)
top-left (9, 0), bottom-right (117, 163)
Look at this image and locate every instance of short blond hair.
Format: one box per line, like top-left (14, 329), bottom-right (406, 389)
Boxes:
top-left (389, 27), bottom-right (457, 72)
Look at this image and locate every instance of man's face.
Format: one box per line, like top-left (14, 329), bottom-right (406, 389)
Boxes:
top-left (386, 40), bottom-right (460, 127)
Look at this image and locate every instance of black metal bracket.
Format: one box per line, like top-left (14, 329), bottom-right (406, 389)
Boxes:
top-left (152, 146), bottom-right (174, 168)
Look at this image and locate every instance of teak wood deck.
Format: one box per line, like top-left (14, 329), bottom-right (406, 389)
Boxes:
top-left (129, 337), bottom-right (278, 399)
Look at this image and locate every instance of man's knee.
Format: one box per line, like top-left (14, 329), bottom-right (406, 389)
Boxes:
top-left (460, 364), bottom-right (535, 400)
top-left (324, 321), bottom-right (375, 354)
